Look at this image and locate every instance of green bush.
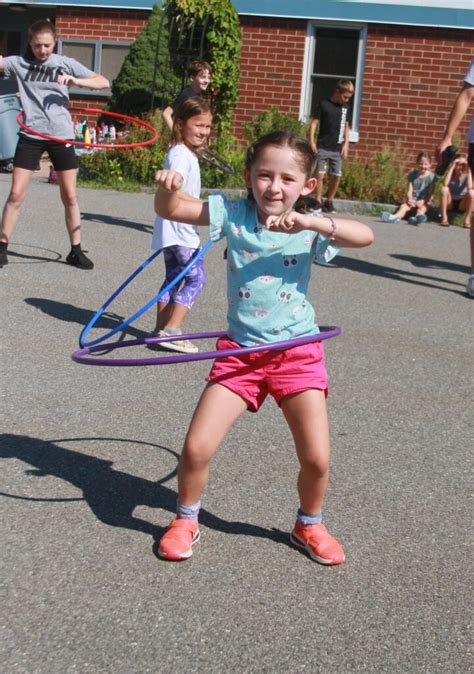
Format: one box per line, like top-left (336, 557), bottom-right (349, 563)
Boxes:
top-left (108, 4), bottom-right (180, 116)
top-left (165, 0), bottom-right (241, 136)
top-left (243, 108), bottom-right (308, 145)
top-left (78, 110), bottom-right (418, 207)
top-left (339, 145), bottom-right (407, 204)
top-left (78, 111), bottom-right (169, 188)
top-left (199, 134), bottom-right (246, 189)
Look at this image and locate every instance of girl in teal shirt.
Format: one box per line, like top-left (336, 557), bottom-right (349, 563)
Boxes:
top-left (154, 131), bottom-right (374, 566)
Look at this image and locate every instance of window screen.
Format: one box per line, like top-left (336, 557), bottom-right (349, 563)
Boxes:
top-left (61, 42), bottom-right (95, 71)
top-left (100, 45), bottom-right (129, 84)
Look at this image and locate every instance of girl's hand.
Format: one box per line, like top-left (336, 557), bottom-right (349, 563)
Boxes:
top-left (155, 169), bottom-right (183, 192)
top-left (266, 210), bottom-right (308, 233)
top-left (58, 74), bottom-right (78, 87)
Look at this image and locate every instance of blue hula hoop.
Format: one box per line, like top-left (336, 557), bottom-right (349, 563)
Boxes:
top-left (79, 239), bottom-right (213, 347)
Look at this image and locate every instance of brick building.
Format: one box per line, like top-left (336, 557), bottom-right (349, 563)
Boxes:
top-left (1, 0), bottom-right (473, 161)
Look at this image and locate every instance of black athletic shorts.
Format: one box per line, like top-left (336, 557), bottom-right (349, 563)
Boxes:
top-left (469, 143), bottom-right (474, 174)
top-left (14, 133), bottom-right (78, 171)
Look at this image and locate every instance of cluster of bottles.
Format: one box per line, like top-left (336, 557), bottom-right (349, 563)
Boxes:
top-left (73, 119), bottom-right (116, 145)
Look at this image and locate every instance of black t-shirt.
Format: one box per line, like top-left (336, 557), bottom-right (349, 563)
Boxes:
top-left (313, 98), bottom-right (350, 152)
top-left (171, 86), bottom-right (203, 112)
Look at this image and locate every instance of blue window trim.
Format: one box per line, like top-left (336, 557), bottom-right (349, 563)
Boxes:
top-left (14, 0), bottom-right (472, 30)
top-left (235, 1), bottom-right (473, 30)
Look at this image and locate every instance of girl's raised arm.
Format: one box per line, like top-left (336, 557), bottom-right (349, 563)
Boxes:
top-left (155, 169), bottom-right (210, 227)
top-left (443, 162), bottom-right (455, 187)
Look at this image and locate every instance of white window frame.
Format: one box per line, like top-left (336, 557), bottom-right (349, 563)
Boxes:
top-left (58, 38), bottom-right (130, 97)
top-left (300, 21), bottom-right (367, 143)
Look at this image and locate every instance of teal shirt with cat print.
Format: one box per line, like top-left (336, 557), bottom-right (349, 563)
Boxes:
top-left (208, 194), bottom-right (338, 347)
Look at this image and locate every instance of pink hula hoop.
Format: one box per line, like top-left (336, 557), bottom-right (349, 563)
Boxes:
top-left (15, 107), bottom-right (158, 149)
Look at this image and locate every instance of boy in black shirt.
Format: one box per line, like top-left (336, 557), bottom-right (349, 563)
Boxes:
top-left (309, 80), bottom-right (354, 213)
top-left (162, 60), bottom-right (212, 132)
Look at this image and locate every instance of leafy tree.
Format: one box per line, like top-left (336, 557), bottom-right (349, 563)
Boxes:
top-left (166, 0), bottom-right (241, 135)
top-left (108, 4), bottom-right (180, 115)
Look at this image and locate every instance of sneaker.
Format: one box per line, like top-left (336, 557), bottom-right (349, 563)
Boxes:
top-left (435, 144), bottom-right (458, 176)
top-left (380, 212), bottom-right (400, 223)
top-left (408, 214), bottom-right (427, 225)
top-left (158, 518), bottom-right (200, 560)
top-left (467, 275), bottom-right (474, 299)
top-left (322, 200), bottom-right (336, 213)
top-left (290, 521), bottom-right (345, 565)
top-left (308, 198), bottom-right (322, 213)
top-left (66, 248), bottom-right (94, 270)
top-left (155, 329), bottom-right (198, 354)
top-left (0, 249), bottom-right (8, 268)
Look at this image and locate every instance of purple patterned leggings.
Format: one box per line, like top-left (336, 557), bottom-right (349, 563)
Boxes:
top-left (158, 245), bottom-right (206, 309)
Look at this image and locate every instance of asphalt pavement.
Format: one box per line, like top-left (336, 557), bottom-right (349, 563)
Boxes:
top-left (1, 171), bottom-right (472, 672)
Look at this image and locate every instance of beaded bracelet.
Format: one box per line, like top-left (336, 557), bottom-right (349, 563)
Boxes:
top-left (325, 215), bottom-right (337, 241)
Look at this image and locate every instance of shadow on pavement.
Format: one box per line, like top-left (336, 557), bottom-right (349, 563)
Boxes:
top-left (390, 254), bottom-right (470, 273)
top-left (80, 212), bottom-right (153, 235)
top-left (24, 297), bottom-right (145, 340)
top-left (0, 433), bottom-right (292, 554)
top-left (4, 243), bottom-right (62, 264)
top-left (332, 254), bottom-right (468, 294)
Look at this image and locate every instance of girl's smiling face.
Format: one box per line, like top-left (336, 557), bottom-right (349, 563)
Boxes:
top-left (245, 144), bottom-right (316, 222)
top-left (180, 112), bottom-right (212, 150)
top-left (417, 155), bottom-right (431, 174)
top-left (29, 31), bottom-right (56, 61)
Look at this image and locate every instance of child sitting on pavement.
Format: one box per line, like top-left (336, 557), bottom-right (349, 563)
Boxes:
top-left (381, 151), bottom-right (437, 225)
top-left (438, 153), bottom-right (473, 228)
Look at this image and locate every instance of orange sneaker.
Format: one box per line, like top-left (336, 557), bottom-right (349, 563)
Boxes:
top-left (290, 521), bottom-right (345, 565)
top-left (158, 518), bottom-right (200, 561)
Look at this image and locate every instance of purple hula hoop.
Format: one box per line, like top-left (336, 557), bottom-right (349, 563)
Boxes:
top-left (71, 326), bottom-right (342, 367)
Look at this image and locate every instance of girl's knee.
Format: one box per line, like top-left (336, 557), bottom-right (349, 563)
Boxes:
top-left (300, 454), bottom-right (329, 478)
top-left (61, 193), bottom-right (78, 209)
top-left (182, 435), bottom-right (212, 468)
top-left (7, 188), bottom-right (26, 207)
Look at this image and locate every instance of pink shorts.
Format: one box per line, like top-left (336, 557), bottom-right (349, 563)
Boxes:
top-left (207, 337), bottom-right (328, 413)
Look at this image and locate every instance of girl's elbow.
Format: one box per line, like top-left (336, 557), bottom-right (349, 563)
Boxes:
top-left (358, 226), bottom-right (375, 247)
top-left (365, 229), bottom-right (375, 246)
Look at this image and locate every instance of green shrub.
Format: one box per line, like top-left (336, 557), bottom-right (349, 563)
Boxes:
top-left (165, 0), bottom-right (241, 136)
top-left (78, 112), bottom-right (420, 207)
top-left (78, 111), bottom-right (168, 188)
top-left (199, 134), bottom-right (246, 189)
top-left (339, 145), bottom-right (407, 204)
top-left (244, 108), bottom-right (308, 145)
top-left (109, 4), bottom-right (180, 116)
